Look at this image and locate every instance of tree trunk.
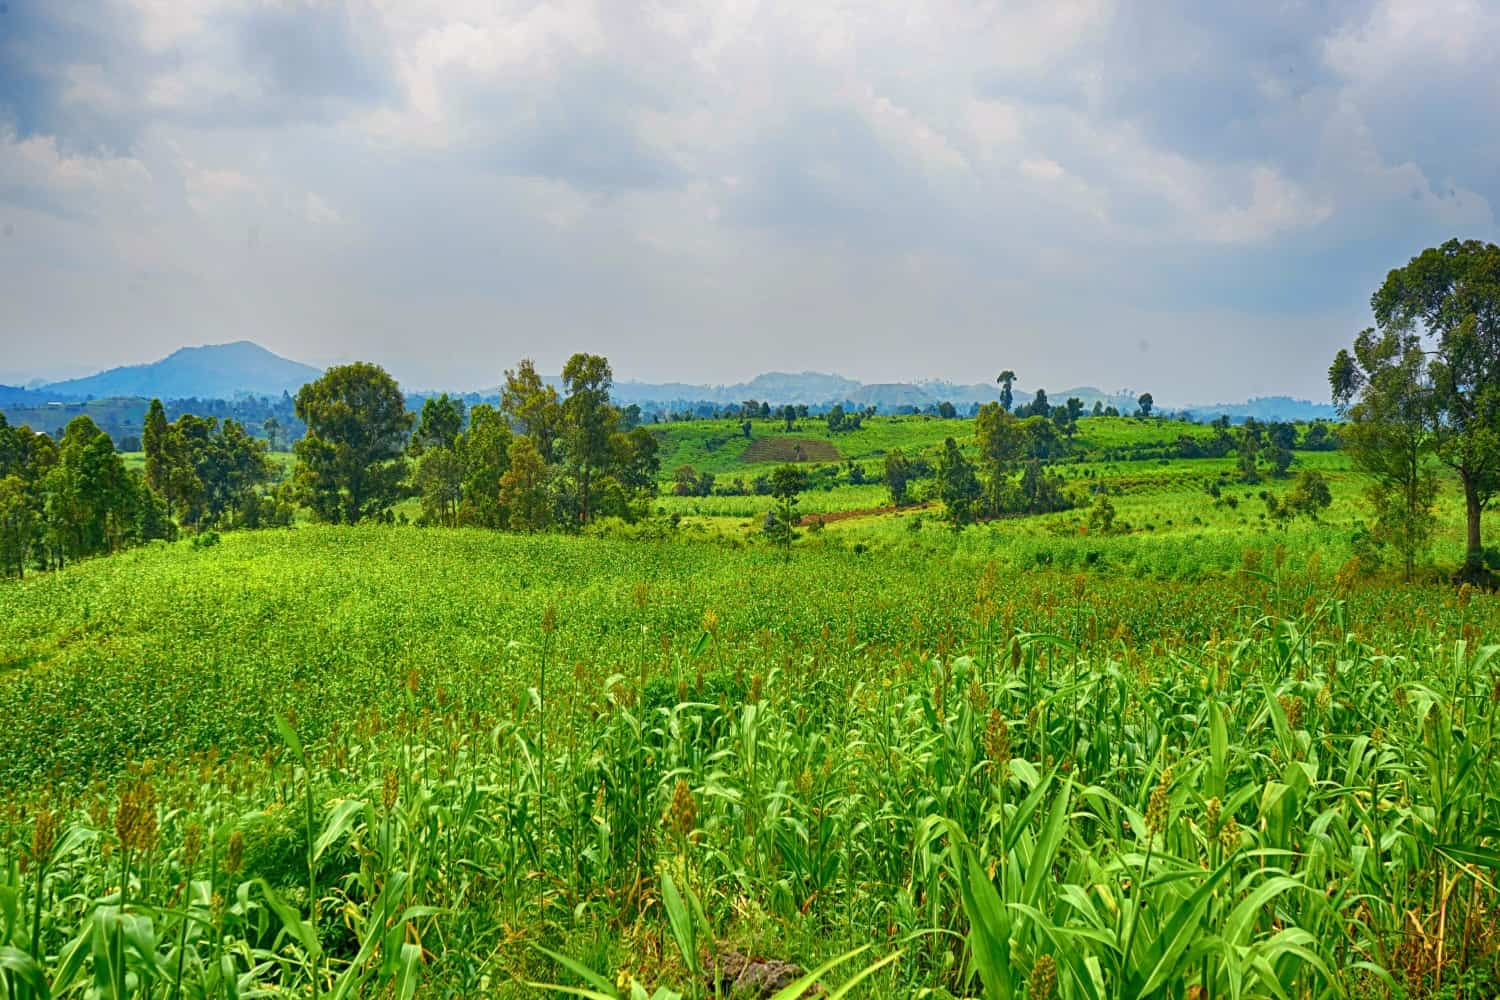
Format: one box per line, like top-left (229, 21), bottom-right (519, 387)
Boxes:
top-left (1463, 470), bottom-right (1484, 570)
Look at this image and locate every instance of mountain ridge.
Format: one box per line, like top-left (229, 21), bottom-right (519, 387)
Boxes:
top-left (20, 341), bottom-right (1335, 420)
top-left (39, 341), bottom-right (322, 400)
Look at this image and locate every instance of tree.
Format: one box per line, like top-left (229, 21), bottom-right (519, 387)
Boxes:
top-left (1088, 491), bottom-right (1116, 533)
top-left (499, 436), bottom-right (552, 531)
top-left (826, 405), bottom-right (847, 433)
top-left (415, 447), bottom-right (465, 527)
top-left (781, 405), bottom-right (796, 431)
top-left (1236, 420), bottom-right (1263, 483)
top-left (1331, 326), bottom-right (1440, 581)
top-left (1025, 388), bottom-right (1051, 419)
top-left (262, 416), bottom-right (282, 452)
top-left (1364, 239), bottom-right (1500, 578)
top-left (975, 403), bottom-right (1025, 516)
top-left (143, 399), bottom-right (169, 497)
top-left (412, 394), bottom-right (466, 456)
top-left (501, 359), bottom-right (563, 463)
top-left (560, 353), bottom-right (617, 525)
top-left (1285, 470), bottom-right (1333, 518)
top-left (996, 370), bottom-right (1017, 412)
top-left (937, 437), bottom-right (982, 526)
top-left (765, 464), bottom-right (808, 550)
top-left (294, 363), bottom-right (413, 524)
top-left (1136, 392), bottom-right (1154, 418)
top-left (1263, 422), bottom-right (1297, 477)
top-left (1061, 397), bottom-right (1085, 438)
top-left (884, 448), bottom-right (914, 506)
top-left (937, 401), bottom-right (957, 420)
top-left (0, 475), bottom-right (37, 577)
top-left (458, 404), bottom-right (512, 528)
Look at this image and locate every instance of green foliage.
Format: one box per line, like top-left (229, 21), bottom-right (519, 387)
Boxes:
top-left (1366, 239), bottom-right (1500, 572)
top-left (937, 436), bottom-right (981, 525)
top-left (2, 528), bottom-right (1500, 996)
top-left (294, 363), bottom-right (413, 524)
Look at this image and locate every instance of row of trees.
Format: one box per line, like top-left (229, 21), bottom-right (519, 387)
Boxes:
top-left (1, 402), bottom-right (290, 577)
top-left (292, 355), bottom-right (660, 531)
top-left (0, 413), bottom-right (174, 577)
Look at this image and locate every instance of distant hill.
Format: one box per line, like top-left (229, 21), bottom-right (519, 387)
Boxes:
top-left (610, 371), bottom-right (864, 406)
top-left (40, 342), bottom-right (321, 401)
top-left (1176, 396), bottom-right (1337, 423)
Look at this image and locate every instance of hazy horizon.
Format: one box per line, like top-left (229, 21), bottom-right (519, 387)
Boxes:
top-left (3, 2), bottom-right (1497, 400)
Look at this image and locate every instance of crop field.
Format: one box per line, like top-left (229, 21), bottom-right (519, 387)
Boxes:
top-left (3, 495), bottom-right (1499, 998)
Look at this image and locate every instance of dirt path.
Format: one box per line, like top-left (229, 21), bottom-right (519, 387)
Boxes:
top-left (798, 501), bottom-right (933, 526)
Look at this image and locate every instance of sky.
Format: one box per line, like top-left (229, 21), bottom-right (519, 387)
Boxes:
top-left (1, 1), bottom-right (1497, 401)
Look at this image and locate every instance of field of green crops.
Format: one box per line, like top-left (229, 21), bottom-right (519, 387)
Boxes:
top-left (3, 434), bottom-right (1499, 998)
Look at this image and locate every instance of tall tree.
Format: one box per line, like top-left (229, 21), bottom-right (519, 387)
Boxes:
top-left (974, 402), bottom-right (1025, 515)
top-left (1136, 392), bottom-right (1154, 418)
top-left (1331, 327), bottom-right (1440, 581)
top-left (143, 399), bottom-right (169, 497)
top-left (0, 475), bottom-right (36, 578)
top-left (412, 394), bottom-right (466, 456)
top-left (884, 448), bottom-right (914, 506)
top-left (293, 363), bottom-right (413, 524)
top-left (501, 359), bottom-right (563, 463)
top-left (415, 447), bottom-right (465, 527)
top-left (996, 370), bottom-right (1017, 412)
top-left (560, 353), bottom-right (617, 525)
top-left (1365, 239), bottom-right (1500, 578)
top-left (458, 404), bottom-right (512, 528)
top-left (766, 464), bottom-right (808, 551)
top-left (937, 437), bottom-right (982, 526)
top-left (499, 436), bottom-right (552, 532)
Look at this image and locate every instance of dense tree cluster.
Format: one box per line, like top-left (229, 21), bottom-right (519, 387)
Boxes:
top-left (0, 413), bottom-right (174, 577)
top-left (398, 355), bottom-right (659, 531)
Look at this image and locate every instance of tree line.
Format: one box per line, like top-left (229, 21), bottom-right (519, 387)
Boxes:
top-left (291, 354), bottom-right (660, 531)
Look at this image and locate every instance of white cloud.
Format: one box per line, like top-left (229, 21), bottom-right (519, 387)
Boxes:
top-left (304, 191), bottom-right (342, 225)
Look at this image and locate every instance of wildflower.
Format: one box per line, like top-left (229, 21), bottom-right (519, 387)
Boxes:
top-left (1028, 954), bottom-right (1058, 1000)
top-left (1204, 797), bottom-right (1221, 840)
top-left (1279, 694), bottom-right (1304, 730)
top-left (967, 676), bottom-right (987, 715)
top-left (224, 830), bottom-right (245, 877)
top-left (383, 771), bottom-right (399, 811)
top-left (1219, 816), bottom-right (1240, 854)
top-left (701, 608), bottom-right (719, 636)
top-left (1145, 774), bottom-right (1171, 837)
top-left (985, 710), bottom-right (1011, 772)
top-left (182, 822), bottom-right (203, 869)
top-left (115, 780), bottom-right (158, 854)
top-left (749, 672), bottom-right (764, 703)
top-left (541, 605), bottom-right (557, 635)
top-left (26, 807), bottom-right (59, 872)
top-left (667, 778), bottom-right (697, 841)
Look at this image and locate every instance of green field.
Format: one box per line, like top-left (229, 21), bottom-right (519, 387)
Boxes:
top-left (3, 413), bottom-right (1499, 998)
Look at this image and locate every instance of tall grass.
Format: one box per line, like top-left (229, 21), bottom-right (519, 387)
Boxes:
top-left (1, 528), bottom-right (1497, 996)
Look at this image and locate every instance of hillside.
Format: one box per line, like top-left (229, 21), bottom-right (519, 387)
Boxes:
top-left (40, 341), bottom-right (321, 400)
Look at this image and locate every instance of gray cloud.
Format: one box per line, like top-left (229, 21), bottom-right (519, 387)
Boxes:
top-left (1, 0), bottom-right (1497, 401)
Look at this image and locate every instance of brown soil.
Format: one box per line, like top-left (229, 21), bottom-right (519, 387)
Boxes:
top-left (798, 501), bottom-right (933, 526)
top-left (742, 437), bottom-right (841, 464)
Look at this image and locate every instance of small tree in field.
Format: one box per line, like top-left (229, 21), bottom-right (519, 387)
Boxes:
top-left (937, 437), bottom-right (982, 526)
top-left (884, 449), bottom-right (914, 506)
top-left (765, 464), bottom-right (807, 551)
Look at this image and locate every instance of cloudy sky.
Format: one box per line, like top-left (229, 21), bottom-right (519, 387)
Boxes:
top-left (2, 0), bottom-right (1497, 400)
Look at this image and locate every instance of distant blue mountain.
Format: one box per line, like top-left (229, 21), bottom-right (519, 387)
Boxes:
top-left (40, 341), bottom-right (320, 401)
top-left (1176, 396), bottom-right (1337, 423)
